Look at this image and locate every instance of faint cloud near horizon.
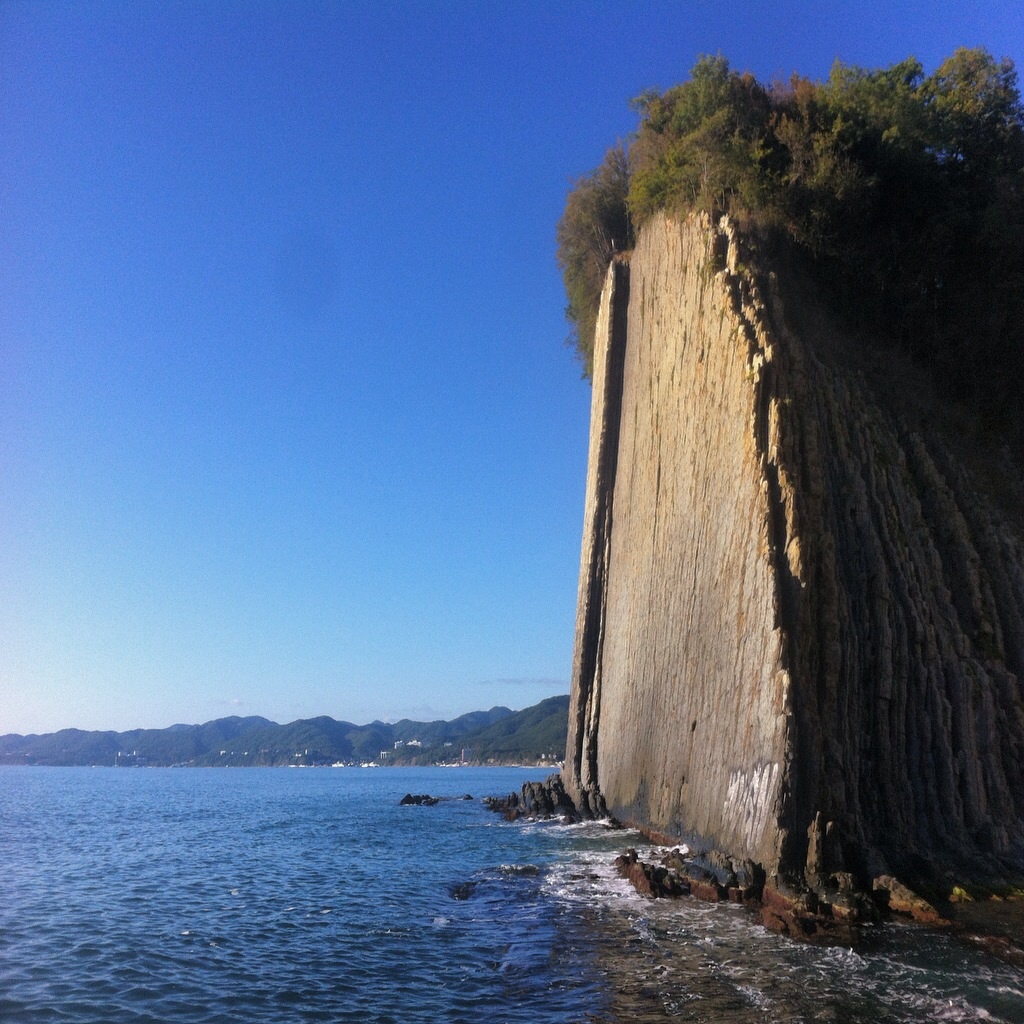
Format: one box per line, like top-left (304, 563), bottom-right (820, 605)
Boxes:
top-left (379, 703), bottom-right (445, 725)
top-left (213, 698), bottom-right (247, 711)
top-left (481, 677), bottom-right (568, 690)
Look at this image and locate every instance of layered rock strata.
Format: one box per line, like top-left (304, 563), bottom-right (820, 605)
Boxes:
top-left (564, 211), bottom-right (1024, 919)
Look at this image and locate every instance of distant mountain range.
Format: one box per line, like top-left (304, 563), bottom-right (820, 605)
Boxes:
top-left (0, 695), bottom-right (570, 768)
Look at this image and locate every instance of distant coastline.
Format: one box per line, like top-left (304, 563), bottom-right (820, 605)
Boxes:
top-left (0, 695), bottom-right (569, 769)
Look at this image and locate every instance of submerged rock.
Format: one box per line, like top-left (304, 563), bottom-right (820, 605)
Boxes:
top-left (449, 880), bottom-right (478, 900)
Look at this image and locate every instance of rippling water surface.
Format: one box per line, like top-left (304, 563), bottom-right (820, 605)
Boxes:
top-left (1, 767), bottom-right (1022, 1023)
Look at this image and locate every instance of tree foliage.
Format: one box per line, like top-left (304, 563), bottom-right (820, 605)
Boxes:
top-left (559, 50), bottom-right (1024, 440)
top-left (556, 143), bottom-right (634, 374)
top-left (628, 55), bottom-right (776, 221)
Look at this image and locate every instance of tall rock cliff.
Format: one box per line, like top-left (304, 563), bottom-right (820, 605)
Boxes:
top-left (565, 211), bottom-right (1024, 902)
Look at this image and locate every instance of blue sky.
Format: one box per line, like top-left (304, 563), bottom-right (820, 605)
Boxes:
top-left (2, 1), bottom-right (1022, 734)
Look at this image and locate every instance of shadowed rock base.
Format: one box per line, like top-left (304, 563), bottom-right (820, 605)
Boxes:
top-left (613, 844), bottom-right (1024, 963)
top-left (488, 776), bottom-right (1024, 960)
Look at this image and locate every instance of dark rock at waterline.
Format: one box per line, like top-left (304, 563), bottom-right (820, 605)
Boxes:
top-left (400, 793), bottom-right (439, 806)
top-left (484, 773), bottom-right (617, 824)
top-left (482, 795), bottom-right (519, 820)
top-left (613, 845), bottom-right (1011, 947)
top-left (399, 793), bottom-right (474, 806)
top-left (615, 846), bottom-right (863, 943)
top-left (871, 874), bottom-right (948, 927)
top-left (614, 848), bottom-right (691, 899)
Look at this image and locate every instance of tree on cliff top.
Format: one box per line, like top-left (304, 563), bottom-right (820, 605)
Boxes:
top-left (627, 55), bottom-right (777, 223)
top-left (559, 49), bottom-right (1024, 443)
top-left (556, 143), bottom-right (633, 375)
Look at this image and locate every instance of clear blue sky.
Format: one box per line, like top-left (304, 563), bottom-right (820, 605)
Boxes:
top-left (2, 1), bottom-right (1021, 735)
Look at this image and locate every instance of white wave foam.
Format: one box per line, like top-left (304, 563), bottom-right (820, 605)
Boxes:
top-left (497, 863), bottom-right (540, 876)
top-left (735, 982), bottom-right (773, 1011)
top-left (900, 994), bottom-right (994, 1021)
top-left (821, 944), bottom-right (868, 970)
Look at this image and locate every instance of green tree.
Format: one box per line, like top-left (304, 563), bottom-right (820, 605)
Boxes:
top-left (925, 48), bottom-right (1024, 177)
top-left (558, 49), bottom-right (1024, 445)
top-left (629, 55), bottom-right (775, 222)
top-left (556, 143), bottom-right (633, 374)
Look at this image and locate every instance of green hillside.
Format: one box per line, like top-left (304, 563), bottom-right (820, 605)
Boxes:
top-left (386, 696), bottom-right (569, 765)
top-left (0, 698), bottom-right (569, 768)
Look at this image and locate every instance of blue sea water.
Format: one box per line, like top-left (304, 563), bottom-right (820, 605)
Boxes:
top-left (2, 767), bottom-right (1023, 1024)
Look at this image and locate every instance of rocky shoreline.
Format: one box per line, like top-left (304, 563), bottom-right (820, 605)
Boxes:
top-left (487, 775), bottom-right (1024, 966)
top-left (483, 773), bottom-right (588, 822)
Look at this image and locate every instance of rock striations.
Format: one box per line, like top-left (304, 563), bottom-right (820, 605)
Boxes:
top-left (564, 211), bottom-right (1024, 931)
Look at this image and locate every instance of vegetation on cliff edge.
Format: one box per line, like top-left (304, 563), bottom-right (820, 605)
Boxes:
top-left (557, 49), bottom-right (1024, 448)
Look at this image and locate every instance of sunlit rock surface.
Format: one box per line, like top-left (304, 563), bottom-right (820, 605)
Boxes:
top-left (565, 211), bottom-right (1024, 899)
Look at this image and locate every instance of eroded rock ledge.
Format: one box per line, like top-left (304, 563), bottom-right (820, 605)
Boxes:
top-left (614, 846), bottom-right (1024, 963)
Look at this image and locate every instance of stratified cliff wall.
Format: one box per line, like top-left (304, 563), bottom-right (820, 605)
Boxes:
top-left (565, 211), bottom-right (1024, 896)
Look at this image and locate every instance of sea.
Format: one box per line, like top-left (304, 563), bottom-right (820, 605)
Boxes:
top-left (2, 766), bottom-right (1023, 1024)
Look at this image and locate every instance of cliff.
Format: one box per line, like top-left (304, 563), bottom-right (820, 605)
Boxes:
top-left (565, 211), bottom-right (1024, 909)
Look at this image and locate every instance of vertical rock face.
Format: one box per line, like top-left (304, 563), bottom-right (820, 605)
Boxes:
top-left (565, 211), bottom-right (1024, 893)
